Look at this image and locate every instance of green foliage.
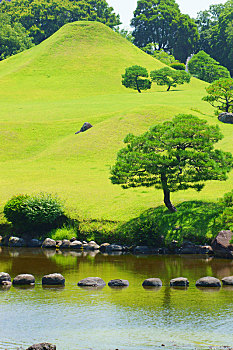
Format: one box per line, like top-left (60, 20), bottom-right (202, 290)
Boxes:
top-left (196, 1), bottom-right (233, 76)
top-left (78, 219), bottom-right (119, 243)
top-left (169, 62), bottom-right (186, 70)
top-left (217, 189), bottom-right (233, 232)
top-left (150, 67), bottom-right (191, 91)
top-left (0, 0), bottom-right (120, 45)
top-left (122, 65), bottom-right (151, 93)
top-left (49, 225), bottom-right (77, 241)
top-left (114, 27), bottom-right (134, 43)
top-left (0, 13), bottom-right (33, 60)
top-left (188, 51), bottom-right (230, 83)
top-left (154, 49), bottom-right (176, 65)
top-left (4, 193), bottom-right (65, 234)
top-left (114, 201), bottom-right (223, 246)
top-left (131, 0), bottom-right (199, 62)
top-left (110, 114), bottom-right (233, 212)
top-left (202, 78), bottom-right (233, 113)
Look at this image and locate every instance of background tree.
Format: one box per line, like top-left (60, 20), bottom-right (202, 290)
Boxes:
top-left (188, 51), bottom-right (230, 83)
top-left (0, 0), bottom-right (120, 45)
top-left (122, 65), bottom-right (151, 93)
top-left (0, 13), bottom-right (33, 60)
top-left (202, 78), bottom-right (233, 113)
top-left (196, 1), bottom-right (233, 76)
top-left (131, 0), bottom-right (199, 63)
top-left (153, 49), bottom-right (176, 65)
top-left (110, 114), bottom-right (233, 212)
top-left (150, 67), bottom-right (190, 91)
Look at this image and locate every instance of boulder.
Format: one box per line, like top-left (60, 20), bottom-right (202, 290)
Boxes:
top-left (106, 244), bottom-right (123, 253)
top-left (142, 278), bottom-right (162, 287)
top-left (0, 272), bottom-right (11, 285)
top-left (70, 240), bottom-right (82, 249)
top-left (108, 279), bottom-right (129, 287)
top-left (179, 242), bottom-right (211, 254)
top-left (13, 274), bottom-right (35, 285)
top-left (42, 273), bottom-right (65, 285)
top-left (218, 112), bottom-right (233, 124)
top-left (195, 276), bottom-right (221, 287)
top-left (170, 277), bottom-right (189, 287)
top-left (42, 238), bottom-right (56, 249)
top-left (9, 236), bottom-right (25, 247)
top-left (26, 343), bottom-right (56, 350)
top-left (70, 237), bottom-right (77, 242)
top-left (27, 239), bottom-right (41, 248)
top-left (0, 235), bottom-right (2, 246)
top-left (99, 243), bottom-right (110, 252)
top-left (83, 241), bottom-right (100, 250)
top-left (75, 122), bottom-right (93, 134)
top-left (59, 239), bottom-right (70, 249)
top-left (211, 230), bottom-right (233, 258)
top-left (77, 277), bottom-right (106, 287)
top-left (222, 276), bottom-right (233, 285)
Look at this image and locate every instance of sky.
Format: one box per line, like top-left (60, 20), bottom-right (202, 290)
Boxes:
top-left (107, 0), bottom-right (226, 29)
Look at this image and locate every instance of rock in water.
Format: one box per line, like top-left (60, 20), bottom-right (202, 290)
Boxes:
top-left (13, 274), bottom-right (35, 285)
top-left (218, 113), bottom-right (233, 124)
top-left (195, 276), bottom-right (221, 287)
top-left (0, 272), bottom-right (11, 285)
top-left (78, 277), bottom-right (106, 287)
top-left (108, 279), bottom-right (129, 287)
top-left (42, 238), bottom-right (56, 249)
top-left (26, 343), bottom-right (56, 350)
top-left (42, 273), bottom-right (65, 285)
top-left (75, 122), bottom-right (93, 134)
top-left (170, 277), bottom-right (189, 287)
top-left (142, 278), bottom-right (162, 287)
top-left (222, 276), bottom-right (233, 285)
top-left (211, 230), bottom-right (233, 258)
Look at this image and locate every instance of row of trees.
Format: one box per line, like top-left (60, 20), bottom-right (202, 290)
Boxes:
top-left (130, 0), bottom-right (233, 75)
top-left (122, 65), bottom-right (191, 93)
top-left (0, 0), bottom-right (120, 59)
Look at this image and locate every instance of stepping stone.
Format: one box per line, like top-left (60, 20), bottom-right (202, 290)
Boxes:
top-left (13, 274), bottom-right (35, 285)
top-left (108, 279), bottom-right (129, 287)
top-left (42, 273), bottom-right (65, 285)
top-left (142, 278), bottom-right (162, 287)
top-left (77, 277), bottom-right (106, 287)
top-left (0, 272), bottom-right (11, 285)
top-left (26, 343), bottom-right (56, 350)
top-left (195, 276), bottom-right (221, 287)
top-left (170, 277), bottom-right (189, 287)
top-left (222, 276), bottom-right (233, 285)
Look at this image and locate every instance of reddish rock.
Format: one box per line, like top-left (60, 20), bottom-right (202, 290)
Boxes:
top-left (211, 230), bottom-right (233, 258)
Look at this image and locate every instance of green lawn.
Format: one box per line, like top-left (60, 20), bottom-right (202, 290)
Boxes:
top-left (0, 21), bottom-right (232, 222)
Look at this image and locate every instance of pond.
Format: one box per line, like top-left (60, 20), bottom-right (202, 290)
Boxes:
top-left (0, 248), bottom-right (233, 350)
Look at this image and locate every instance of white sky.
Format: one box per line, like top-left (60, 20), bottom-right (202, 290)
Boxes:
top-left (107, 0), bottom-right (227, 29)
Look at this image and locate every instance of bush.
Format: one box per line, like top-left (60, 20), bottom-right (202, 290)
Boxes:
top-left (4, 193), bottom-right (65, 235)
top-left (170, 62), bottom-right (186, 70)
top-left (216, 190), bottom-right (233, 232)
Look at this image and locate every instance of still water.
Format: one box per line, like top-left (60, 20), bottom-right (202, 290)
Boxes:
top-left (0, 247), bottom-right (233, 350)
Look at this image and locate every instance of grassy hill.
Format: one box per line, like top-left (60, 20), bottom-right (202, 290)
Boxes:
top-left (0, 21), bottom-right (232, 222)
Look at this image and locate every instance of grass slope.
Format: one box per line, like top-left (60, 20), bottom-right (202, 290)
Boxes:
top-left (0, 21), bottom-right (232, 222)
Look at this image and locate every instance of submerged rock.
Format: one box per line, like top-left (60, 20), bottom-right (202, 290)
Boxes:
top-left (13, 274), bottom-right (35, 285)
top-left (108, 279), bottom-right (129, 287)
top-left (26, 343), bottom-right (56, 350)
top-left (142, 278), bottom-right (162, 287)
top-left (170, 277), bottom-right (189, 287)
top-left (78, 277), bottom-right (106, 287)
top-left (42, 273), bottom-right (65, 285)
top-left (195, 276), bottom-right (221, 287)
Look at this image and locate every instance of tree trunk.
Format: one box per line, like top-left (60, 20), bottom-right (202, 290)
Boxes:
top-left (163, 189), bottom-right (177, 212)
top-left (161, 173), bottom-right (177, 212)
top-left (136, 78), bottom-right (141, 93)
top-left (167, 85), bottom-right (171, 91)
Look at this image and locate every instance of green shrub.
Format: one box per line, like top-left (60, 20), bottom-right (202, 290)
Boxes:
top-left (170, 62), bottom-right (186, 70)
top-left (216, 190), bottom-right (233, 233)
top-left (4, 193), bottom-right (65, 235)
top-left (78, 219), bottom-right (119, 243)
top-left (49, 226), bottom-right (77, 241)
